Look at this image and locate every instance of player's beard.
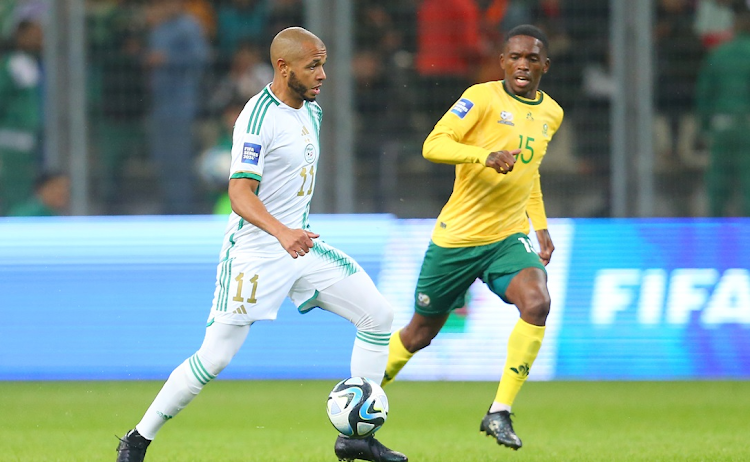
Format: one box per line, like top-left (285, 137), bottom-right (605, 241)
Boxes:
top-left (288, 70), bottom-right (316, 102)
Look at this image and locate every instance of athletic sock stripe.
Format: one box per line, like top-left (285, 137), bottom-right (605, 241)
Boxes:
top-left (193, 355), bottom-right (216, 380)
top-left (356, 331), bottom-right (390, 346)
top-left (189, 355), bottom-right (214, 384)
top-left (356, 331), bottom-right (391, 341)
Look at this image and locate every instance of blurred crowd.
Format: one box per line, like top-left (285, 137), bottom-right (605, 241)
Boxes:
top-left (0, 0), bottom-right (749, 217)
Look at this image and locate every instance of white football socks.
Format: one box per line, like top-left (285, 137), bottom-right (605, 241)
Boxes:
top-left (135, 323), bottom-right (250, 440)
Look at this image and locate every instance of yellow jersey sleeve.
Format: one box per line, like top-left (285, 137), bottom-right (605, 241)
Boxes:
top-left (526, 171), bottom-right (548, 230)
top-left (423, 85), bottom-right (493, 166)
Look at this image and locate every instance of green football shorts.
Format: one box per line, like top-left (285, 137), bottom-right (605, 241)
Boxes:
top-left (414, 233), bottom-right (546, 316)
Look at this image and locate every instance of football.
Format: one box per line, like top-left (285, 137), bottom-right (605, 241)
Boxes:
top-left (326, 376), bottom-right (389, 438)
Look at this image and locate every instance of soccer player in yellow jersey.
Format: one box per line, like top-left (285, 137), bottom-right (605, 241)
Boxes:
top-left (382, 24), bottom-right (563, 451)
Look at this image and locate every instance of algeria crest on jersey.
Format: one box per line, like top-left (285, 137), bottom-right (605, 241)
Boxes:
top-left (304, 143), bottom-right (316, 164)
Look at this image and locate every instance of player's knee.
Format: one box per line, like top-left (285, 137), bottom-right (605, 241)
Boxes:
top-left (519, 288), bottom-right (550, 324)
top-left (356, 298), bottom-right (394, 333)
top-left (195, 349), bottom-right (232, 376)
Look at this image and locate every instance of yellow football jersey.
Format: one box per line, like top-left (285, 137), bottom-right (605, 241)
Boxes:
top-left (423, 80), bottom-right (564, 248)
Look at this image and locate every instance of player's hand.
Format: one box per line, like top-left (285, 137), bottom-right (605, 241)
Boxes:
top-left (486, 149), bottom-right (521, 174)
top-left (535, 229), bottom-right (554, 266)
top-left (278, 229), bottom-right (320, 258)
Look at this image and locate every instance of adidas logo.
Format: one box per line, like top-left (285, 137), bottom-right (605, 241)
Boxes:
top-left (301, 126), bottom-right (310, 136)
top-left (233, 305), bottom-right (248, 315)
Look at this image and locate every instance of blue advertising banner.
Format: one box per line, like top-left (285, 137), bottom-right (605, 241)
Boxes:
top-left (557, 219), bottom-right (750, 379)
top-left (1, 216), bottom-right (748, 381)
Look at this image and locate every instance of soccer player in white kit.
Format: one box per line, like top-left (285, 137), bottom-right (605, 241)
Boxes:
top-left (116, 27), bottom-right (408, 462)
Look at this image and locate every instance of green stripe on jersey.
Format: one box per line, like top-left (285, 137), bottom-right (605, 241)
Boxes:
top-left (311, 242), bottom-right (359, 276)
top-left (305, 102), bottom-right (323, 137)
top-left (246, 88), bottom-right (280, 135)
top-left (224, 219), bottom-right (244, 261)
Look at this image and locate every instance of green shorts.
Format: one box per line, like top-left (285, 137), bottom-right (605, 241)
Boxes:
top-left (414, 233), bottom-right (546, 316)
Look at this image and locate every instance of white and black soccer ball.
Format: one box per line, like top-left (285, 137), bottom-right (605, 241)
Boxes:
top-left (326, 376), bottom-right (389, 438)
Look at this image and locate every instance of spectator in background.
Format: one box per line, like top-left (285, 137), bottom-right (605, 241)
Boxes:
top-left (196, 98), bottom-right (246, 215)
top-left (695, 5), bottom-right (750, 216)
top-left (265, 0), bottom-right (304, 42)
top-left (216, 0), bottom-right (268, 66)
top-left (145, 0), bottom-right (209, 214)
top-left (0, 0), bottom-right (46, 41)
top-left (0, 19), bottom-right (42, 215)
top-left (694, 0), bottom-right (737, 49)
top-left (90, 0), bottom-right (148, 214)
top-left (8, 171), bottom-right (70, 217)
top-left (207, 40), bottom-right (272, 116)
top-left (529, 0), bottom-right (576, 112)
top-left (415, 0), bottom-right (486, 123)
top-left (352, 1), bottom-right (415, 165)
top-left (184, 0), bottom-right (216, 40)
top-left (561, 0), bottom-right (612, 177)
top-left (474, 0), bottom-right (535, 83)
top-left (656, 0), bottom-right (705, 162)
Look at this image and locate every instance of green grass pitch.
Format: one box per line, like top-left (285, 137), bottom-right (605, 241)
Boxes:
top-left (1, 380), bottom-right (748, 461)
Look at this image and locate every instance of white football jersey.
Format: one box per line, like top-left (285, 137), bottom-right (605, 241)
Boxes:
top-left (220, 84), bottom-right (322, 258)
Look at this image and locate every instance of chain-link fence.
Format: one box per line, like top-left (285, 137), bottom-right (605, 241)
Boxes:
top-left (1, 0), bottom-right (748, 218)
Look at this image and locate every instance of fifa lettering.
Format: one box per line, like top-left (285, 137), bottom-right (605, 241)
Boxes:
top-left (591, 268), bottom-right (750, 326)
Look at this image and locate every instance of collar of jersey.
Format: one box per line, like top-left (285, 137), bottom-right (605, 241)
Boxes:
top-left (500, 80), bottom-right (544, 106)
top-left (265, 83), bottom-right (310, 111)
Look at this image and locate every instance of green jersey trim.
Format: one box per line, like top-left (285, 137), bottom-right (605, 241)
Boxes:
top-left (305, 101), bottom-right (323, 138)
top-left (224, 218), bottom-right (245, 261)
top-left (310, 243), bottom-right (359, 276)
top-left (298, 289), bottom-right (320, 314)
top-left (216, 258), bottom-right (233, 311)
top-left (246, 88), bottom-right (280, 135)
top-left (231, 172), bottom-right (262, 182)
top-left (501, 80), bottom-right (544, 106)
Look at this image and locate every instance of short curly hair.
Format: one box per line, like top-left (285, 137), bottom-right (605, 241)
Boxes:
top-left (505, 24), bottom-right (549, 53)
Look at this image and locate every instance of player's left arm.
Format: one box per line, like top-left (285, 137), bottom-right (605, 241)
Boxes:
top-left (527, 172), bottom-right (554, 265)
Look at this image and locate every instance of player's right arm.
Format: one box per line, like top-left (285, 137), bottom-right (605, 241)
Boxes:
top-left (423, 85), bottom-right (518, 174)
top-left (228, 178), bottom-right (318, 258)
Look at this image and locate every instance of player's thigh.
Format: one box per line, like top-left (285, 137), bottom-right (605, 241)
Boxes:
top-left (414, 241), bottom-right (489, 316)
top-left (208, 253), bottom-right (297, 325)
top-left (313, 271), bottom-right (393, 331)
top-left (484, 233), bottom-right (546, 303)
top-left (288, 240), bottom-right (365, 312)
